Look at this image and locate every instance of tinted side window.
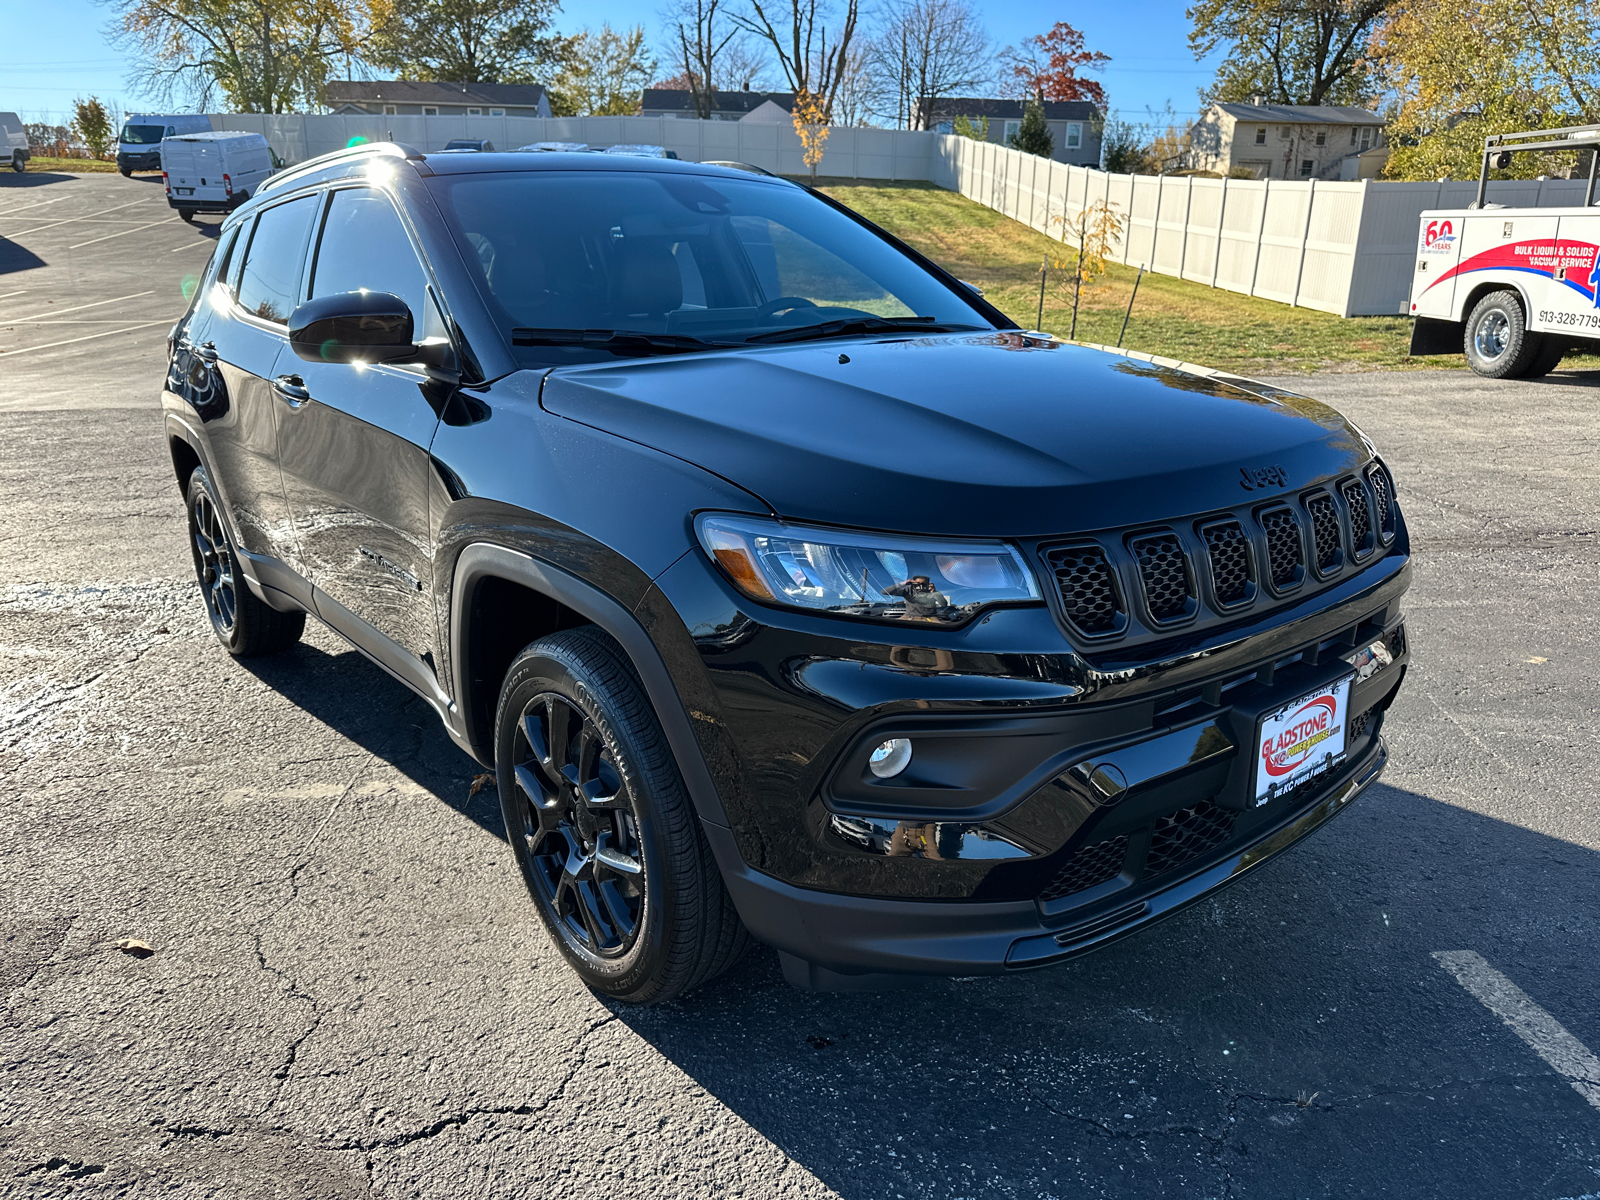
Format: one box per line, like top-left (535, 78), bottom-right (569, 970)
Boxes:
top-left (236, 195), bottom-right (316, 325)
top-left (310, 188), bottom-right (430, 325)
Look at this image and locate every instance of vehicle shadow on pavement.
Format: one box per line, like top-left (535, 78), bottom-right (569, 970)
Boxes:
top-left (0, 235), bottom-right (45, 275)
top-left (0, 172), bottom-right (82, 189)
top-left (613, 781), bottom-right (1600, 1199)
top-left (238, 639), bottom-right (502, 840)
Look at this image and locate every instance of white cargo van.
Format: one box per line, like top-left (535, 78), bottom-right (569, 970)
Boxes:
top-left (1, 112), bottom-right (29, 172)
top-left (1409, 122), bottom-right (1600, 377)
top-left (117, 113), bottom-right (210, 175)
top-left (161, 131), bottom-right (274, 222)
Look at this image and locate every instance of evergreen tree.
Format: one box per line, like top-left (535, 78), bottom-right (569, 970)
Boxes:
top-left (1010, 96), bottom-right (1053, 157)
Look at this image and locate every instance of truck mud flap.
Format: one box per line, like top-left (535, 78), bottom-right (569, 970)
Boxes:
top-left (1409, 316), bottom-right (1463, 357)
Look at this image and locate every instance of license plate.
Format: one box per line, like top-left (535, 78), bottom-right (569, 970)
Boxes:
top-left (176, 187), bottom-right (193, 195)
top-left (1253, 674), bottom-right (1353, 805)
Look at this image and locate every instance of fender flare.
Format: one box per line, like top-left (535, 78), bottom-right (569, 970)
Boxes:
top-left (449, 542), bottom-right (730, 828)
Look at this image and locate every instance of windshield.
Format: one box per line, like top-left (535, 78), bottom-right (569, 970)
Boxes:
top-left (425, 169), bottom-right (992, 362)
top-left (121, 124), bottom-right (167, 145)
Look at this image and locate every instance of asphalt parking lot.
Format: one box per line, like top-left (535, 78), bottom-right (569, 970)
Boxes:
top-left (3, 169), bottom-right (1599, 1199)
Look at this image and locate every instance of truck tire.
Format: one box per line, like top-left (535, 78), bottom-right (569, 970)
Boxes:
top-left (11, 152), bottom-right (23, 173)
top-left (1464, 290), bottom-right (1544, 378)
top-left (178, 208), bottom-right (196, 223)
top-left (119, 167), bottom-right (132, 177)
top-left (1523, 336), bottom-right (1568, 379)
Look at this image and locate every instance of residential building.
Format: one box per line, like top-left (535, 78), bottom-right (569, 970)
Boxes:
top-left (324, 80), bottom-right (552, 119)
top-left (1187, 101), bottom-right (1384, 180)
top-left (638, 90), bottom-right (797, 121)
top-left (919, 98), bottom-right (1102, 168)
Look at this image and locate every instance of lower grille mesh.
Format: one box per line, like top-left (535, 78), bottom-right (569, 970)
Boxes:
top-left (1040, 835), bottom-right (1129, 901)
top-left (1145, 799), bottom-right (1237, 877)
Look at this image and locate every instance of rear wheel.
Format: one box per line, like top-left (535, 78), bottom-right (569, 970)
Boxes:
top-left (11, 153), bottom-right (23, 173)
top-left (1464, 289), bottom-right (1543, 378)
top-left (1523, 336), bottom-right (1568, 379)
top-left (493, 627), bottom-right (749, 1004)
top-left (185, 467), bottom-right (305, 657)
top-left (178, 208), bottom-right (196, 223)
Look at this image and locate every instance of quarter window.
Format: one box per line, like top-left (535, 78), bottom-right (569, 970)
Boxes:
top-left (310, 188), bottom-right (433, 336)
top-left (235, 196), bottom-right (317, 325)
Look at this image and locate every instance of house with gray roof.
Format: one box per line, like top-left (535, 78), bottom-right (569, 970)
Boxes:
top-left (325, 80), bottom-right (551, 119)
top-left (919, 98), bottom-right (1102, 167)
top-left (1187, 101), bottom-right (1386, 180)
top-left (638, 90), bottom-right (797, 121)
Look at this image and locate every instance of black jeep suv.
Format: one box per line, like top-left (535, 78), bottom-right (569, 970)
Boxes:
top-left (163, 144), bottom-right (1410, 1003)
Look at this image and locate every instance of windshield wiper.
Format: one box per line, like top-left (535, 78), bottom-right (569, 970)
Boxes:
top-left (741, 315), bottom-right (980, 345)
top-left (510, 328), bottom-right (731, 355)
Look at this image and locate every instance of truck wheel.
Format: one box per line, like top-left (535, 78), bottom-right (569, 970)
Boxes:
top-left (1464, 290), bottom-right (1543, 378)
top-left (11, 153), bottom-right (23, 173)
top-left (185, 467), bottom-right (306, 657)
top-left (119, 167), bottom-right (132, 178)
top-left (178, 208), bottom-right (196, 223)
top-left (493, 626), bottom-right (750, 1004)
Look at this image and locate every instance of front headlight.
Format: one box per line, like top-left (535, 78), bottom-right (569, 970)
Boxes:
top-left (695, 513), bottom-right (1041, 626)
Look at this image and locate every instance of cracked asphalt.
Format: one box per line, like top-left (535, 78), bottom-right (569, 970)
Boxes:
top-left (4, 170), bottom-right (1600, 1199)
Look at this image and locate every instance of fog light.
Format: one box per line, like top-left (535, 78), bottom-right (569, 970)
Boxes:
top-left (868, 738), bottom-right (912, 779)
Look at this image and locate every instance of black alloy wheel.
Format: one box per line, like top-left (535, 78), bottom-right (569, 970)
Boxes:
top-left (184, 467), bottom-right (305, 657)
top-left (494, 628), bottom-right (750, 1004)
top-left (512, 691), bottom-right (647, 959)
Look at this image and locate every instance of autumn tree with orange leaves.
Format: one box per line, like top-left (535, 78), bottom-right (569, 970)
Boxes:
top-left (1000, 21), bottom-right (1110, 106)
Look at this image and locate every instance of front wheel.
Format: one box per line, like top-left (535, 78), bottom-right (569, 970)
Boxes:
top-left (11, 153), bottom-right (23, 174)
top-left (1464, 289), bottom-right (1544, 378)
top-left (185, 467), bottom-right (305, 657)
top-left (493, 627), bottom-right (749, 1004)
top-left (119, 167), bottom-right (132, 177)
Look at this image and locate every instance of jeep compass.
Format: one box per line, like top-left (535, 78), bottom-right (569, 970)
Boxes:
top-left (162, 144), bottom-right (1410, 1003)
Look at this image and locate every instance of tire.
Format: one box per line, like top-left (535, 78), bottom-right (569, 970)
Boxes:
top-left (494, 626), bottom-right (749, 1004)
top-left (119, 167), bottom-right (132, 178)
top-left (11, 153), bottom-right (23, 174)
top-left (1523, 336), bottom-right (1568, 379)
top-left (1464, 290), bottom-right (1543, 378)
top-left (178, 208), bottom-right (196, 223)
top-left (184, 467), bottom-right (305, 657)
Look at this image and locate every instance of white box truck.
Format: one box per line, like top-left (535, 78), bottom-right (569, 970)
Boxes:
top-left (117, 113), bottom-right (211, 175)
top-left (1, 112), bottom-right (30, 172)
top-left (1409, 123), bottom-right (1600, 378)
top-left (161, 131), bottom-right (274, 221)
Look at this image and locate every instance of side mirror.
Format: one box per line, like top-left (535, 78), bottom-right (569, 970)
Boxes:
top-left (288, 291), bottom-right (417, 364)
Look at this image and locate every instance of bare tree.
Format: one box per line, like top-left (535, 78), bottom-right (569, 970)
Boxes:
top-left (669, 0), bottom-right (737, 118)
top-left (718, 35), bottom-right (772, 91)
top-left (733, 0), bottom-right (861, 116)
top-left (870, 0), bottom-right (990, 129)
top-left (829, 42), bottom-right (881, 126)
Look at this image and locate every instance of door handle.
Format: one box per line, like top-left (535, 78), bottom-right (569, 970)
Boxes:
top-left (194, 341), bottom-right (218, 363)
top-left (271, 373), bottom-right (310, 405)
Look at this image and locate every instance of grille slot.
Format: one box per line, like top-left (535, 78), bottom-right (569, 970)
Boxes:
top-left (1128, 531), bottom-right (1194, 623)
top-left (1341, 479), bottom-right (1374, 557)
top-left (1259, 507), bottom-right (1303, 589)
top-left (1044, 544), bottom-right (1123, 636)
top-left (1144, 799), bottom-right (1236, 877)
top-left (1305, 493), bottom-right (1342, 571)
top-left (1200, 520), bottom-right (1252, 607)
top-left (1040, 835), bottom-right (1129, 901)
top-left (1368, 465), bottom-right (1396, 541)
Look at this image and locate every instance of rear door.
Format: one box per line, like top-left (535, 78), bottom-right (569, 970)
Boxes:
top-left (203, 193), bottom-right (318, 569)
top-left (274, 185), bottom-right (448, 672)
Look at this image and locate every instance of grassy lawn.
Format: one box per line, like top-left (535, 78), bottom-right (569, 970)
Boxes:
top-left (813, 177), bottom-right (1461, 376)
top-left (20, 156), bottom-right (121, 173)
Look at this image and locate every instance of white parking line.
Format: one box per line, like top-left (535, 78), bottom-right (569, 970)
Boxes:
top-left (68, 216), bottom-right (181, 250)
top-left (0, 290), bottom-right (154, 324)
top-left (6, 198), bottom-right (163, 238)
top-left (1434, 950), bottom-right (1600, 1112)
top-left (0, 290), bottom-right (26, 302)
top-left (171, 239), bottom-right (217, 252)
top-left (0, 320), bottom-right (172, 359)
top-left (0, 196), bottom-right (67, 216)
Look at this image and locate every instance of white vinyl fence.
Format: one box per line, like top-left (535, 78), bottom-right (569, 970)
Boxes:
top-left (207, 112), bottom-right (1600, 319)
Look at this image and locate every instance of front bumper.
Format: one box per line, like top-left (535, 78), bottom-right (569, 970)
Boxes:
top-left (710, 735), bottom-right (1388, 986)
top-left (118, 151), bottom-right (160, 172)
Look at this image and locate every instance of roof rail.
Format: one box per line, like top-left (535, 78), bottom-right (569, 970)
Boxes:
top-left (1476, 123), bottom-right (1600, 209)
top-left (257, 140), bottom-right (430, 198)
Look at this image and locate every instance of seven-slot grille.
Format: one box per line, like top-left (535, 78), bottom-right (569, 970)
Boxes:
top-left (1043, 470), bottom-right (1396, 641)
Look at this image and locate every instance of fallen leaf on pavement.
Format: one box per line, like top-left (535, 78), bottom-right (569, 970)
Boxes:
top-left (114, 938), bottom-right (155, 958)
top-left (469, 773), bottom-right (495, 796)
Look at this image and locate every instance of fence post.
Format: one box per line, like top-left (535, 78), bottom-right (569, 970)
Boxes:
top-left (1211, 176), bottom-right (1228, 288)
top-left (1290, 179), bottom-right (1317, 309)
top-left (1149, 175), bottom-right (1163, 266)
top-left (1248, 179), bottom-right (1270, 298)
top-left (1122, 172), bottom-right (1136, 265)
top-left (1177, 176), bottom-right (1194, 280)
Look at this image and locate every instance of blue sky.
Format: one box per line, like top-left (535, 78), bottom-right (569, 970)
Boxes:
top-left (2, 0), bottom-right (1217, 126)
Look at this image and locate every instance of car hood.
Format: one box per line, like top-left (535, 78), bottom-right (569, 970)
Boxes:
top-left (539, 333), bottom-right (1372, 538)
